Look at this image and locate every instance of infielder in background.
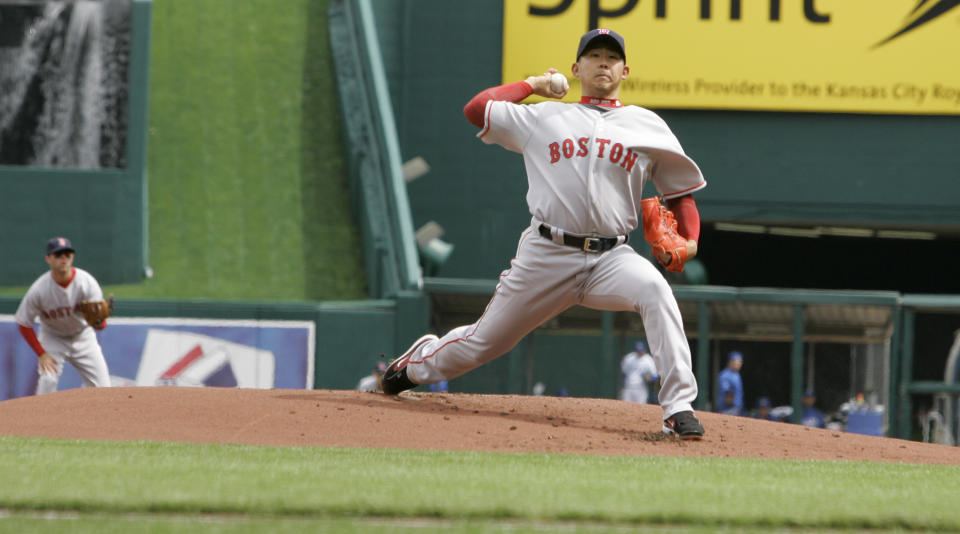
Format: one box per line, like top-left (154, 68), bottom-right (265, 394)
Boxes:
top-left (382, 29), bottom-right (707, 439)
top-left (620, 341), bottom-right (659, 404)
top-left (15, 237), bottom-right (111, 394)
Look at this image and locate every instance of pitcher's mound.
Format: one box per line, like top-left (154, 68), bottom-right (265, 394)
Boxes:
top-left (0, 387), bottom-right (955, 465)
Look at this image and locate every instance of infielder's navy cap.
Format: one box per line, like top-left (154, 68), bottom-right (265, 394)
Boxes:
top-left (45, 236), bottom-right (74, 255)
top-left (635, 341), bottom-right (647, 352)
top-left (576, 28), bottom-right (626, 60)
top-left (728, 351), bottom-right (743, 362)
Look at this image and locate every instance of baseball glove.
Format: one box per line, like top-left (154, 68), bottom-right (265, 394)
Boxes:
top-left (81, 294), bottom-right (114, 329)
top-left (641, 197), bottom-right (688, 273)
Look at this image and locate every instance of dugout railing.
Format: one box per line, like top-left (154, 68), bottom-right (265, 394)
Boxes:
top-left (895, 295), bottom-right (960, 440)
top-left (422, 277), bottom-right (960, 440)
top-left (424, 277), bottom-right (899, 427)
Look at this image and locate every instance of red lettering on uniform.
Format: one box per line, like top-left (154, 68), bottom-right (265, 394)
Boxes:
top-left (549, 142), bottom-right (561, 163)
top-left (550, 137), bottom-right (639, 169)
top-left (41, 310), bottom-right (50, 319)
top-left (610, 143), bottom-right (623, 163)
top-left (596, 138), bottom-right (611, 158)
top-left (577, 137), bottom-right (589, 157)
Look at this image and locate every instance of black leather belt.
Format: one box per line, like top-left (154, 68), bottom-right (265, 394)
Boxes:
top-left (538, 224), bottom-right (626, 253)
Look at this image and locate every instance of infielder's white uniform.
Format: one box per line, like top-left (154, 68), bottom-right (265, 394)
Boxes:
top-left (15, 268), bottom-right (110, 394)
top-left (401, 98), bottom-right (705, 419)
top-left (620, 349), bottom-right (658, 403)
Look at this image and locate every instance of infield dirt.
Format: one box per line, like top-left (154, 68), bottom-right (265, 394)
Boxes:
top-left (1, 387), bottom-right (957, 465)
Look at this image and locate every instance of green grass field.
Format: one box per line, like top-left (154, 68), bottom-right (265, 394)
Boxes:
top-left (0, 436), bottom-right (957, 533)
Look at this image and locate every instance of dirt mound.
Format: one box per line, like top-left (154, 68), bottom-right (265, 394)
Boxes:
top-left (0, 387), bottom-right (955, 465)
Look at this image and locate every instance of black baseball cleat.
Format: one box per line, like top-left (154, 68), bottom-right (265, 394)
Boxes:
top-left (662, 410), bottom-right (705, 440)
top-left (380, 364), bottom-right (416, 395)
top-left (379, 334), bottom-right (437, 395)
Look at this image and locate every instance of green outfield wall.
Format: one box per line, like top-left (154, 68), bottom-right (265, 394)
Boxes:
top-left (0, 296), bottom-right (396, 392)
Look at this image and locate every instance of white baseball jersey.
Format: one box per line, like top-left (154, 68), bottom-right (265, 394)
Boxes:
top-left (480, 100), bottom-right (705, 236)
top-left (620, 350), bottom-right (658, 403)
top-left (399, 98), bottom-right (705, 419)
top-left (15, 268), bottom-right (110, 393)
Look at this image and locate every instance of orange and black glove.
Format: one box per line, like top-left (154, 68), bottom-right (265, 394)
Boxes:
top-left (641, 197), bottom-right (688, 273)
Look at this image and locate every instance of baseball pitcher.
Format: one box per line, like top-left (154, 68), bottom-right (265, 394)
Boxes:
top-left (381, 29), bottom-right (706, 439)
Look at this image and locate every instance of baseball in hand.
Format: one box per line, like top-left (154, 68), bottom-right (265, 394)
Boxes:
top-left (550, 72), bottom-right (568, 93)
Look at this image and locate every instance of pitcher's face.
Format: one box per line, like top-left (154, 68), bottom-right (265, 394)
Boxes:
top-left (573, 46), bottom-right (628, 98)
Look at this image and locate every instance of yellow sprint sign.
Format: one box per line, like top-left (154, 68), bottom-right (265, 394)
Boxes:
top-left (504, 0), bottom-right (960, 114)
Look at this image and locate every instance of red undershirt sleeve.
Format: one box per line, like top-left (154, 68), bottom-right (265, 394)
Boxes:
top-left (463, 80), bottom-right (534, 128)
top-left (18, 325), bottom-right (45, 356)
top-left (666, 195), bottom-right (701, 242)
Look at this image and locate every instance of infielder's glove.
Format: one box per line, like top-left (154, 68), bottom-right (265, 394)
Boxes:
top-left (81, 293), bottom-right (114, 329)
top-left (641, 197), bottom-right (688, 273)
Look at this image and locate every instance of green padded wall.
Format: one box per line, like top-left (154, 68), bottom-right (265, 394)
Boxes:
top-left (0, 296), bottom-right (398, 392)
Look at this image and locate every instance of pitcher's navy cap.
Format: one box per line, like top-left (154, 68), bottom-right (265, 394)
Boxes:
top-left (45, 237), bottom-right (74, 255)
top-left (576, 28), bottom-right (626, 60)
top-left (634, 341), bottom-right (647, 352)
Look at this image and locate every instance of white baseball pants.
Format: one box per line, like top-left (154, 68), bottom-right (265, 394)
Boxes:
top-left (36, 326), bottom-right (110, 394)
top-left (403, 223), bottom-right (698, 419)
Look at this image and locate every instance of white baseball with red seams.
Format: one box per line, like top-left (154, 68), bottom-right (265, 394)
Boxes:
top-left (550, 72), bottom-right (568, 93)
